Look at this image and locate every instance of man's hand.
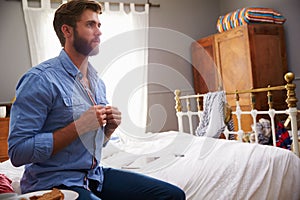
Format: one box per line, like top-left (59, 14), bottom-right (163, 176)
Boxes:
top-left (104, 106), bottom-right (121, 138)
top-left (52, 105), bottom-right (121, 154)
top-left (75, 105), bottom-right (107, 135)
top-left (53, 105), bottom-right (107, 155)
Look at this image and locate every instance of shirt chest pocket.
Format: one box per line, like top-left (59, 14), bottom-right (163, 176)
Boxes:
top-left (62, 96), bottom-right (88, 120)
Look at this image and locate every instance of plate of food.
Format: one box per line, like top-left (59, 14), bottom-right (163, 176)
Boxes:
top-left (17, 188), bottom-right (78, 200)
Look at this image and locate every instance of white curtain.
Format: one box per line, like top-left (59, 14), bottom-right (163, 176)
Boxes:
top-left (90, 3), bottom-right (149, 137)
top-left (22, 0), bottom-right (63, 66)
top-left (22, 1), bottom-right (149, 136)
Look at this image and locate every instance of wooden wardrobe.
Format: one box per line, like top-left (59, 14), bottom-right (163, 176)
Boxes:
top-left (192, 24), bottom-right (288, 131)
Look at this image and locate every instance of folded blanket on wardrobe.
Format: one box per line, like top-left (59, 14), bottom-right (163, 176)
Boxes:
top-left (195, 91), bottom-right (226, 138)
top-left (217, 7), bottom-right (286, 32)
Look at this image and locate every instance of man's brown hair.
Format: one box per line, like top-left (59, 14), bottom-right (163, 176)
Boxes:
top-left (53, 0), bottom-right (102, 47)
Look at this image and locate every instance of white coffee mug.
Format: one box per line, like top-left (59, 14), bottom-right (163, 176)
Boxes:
top-left (0, 106), bottom-right (6, 118)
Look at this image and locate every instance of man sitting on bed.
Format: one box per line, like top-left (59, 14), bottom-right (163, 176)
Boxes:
top-left (7, 0), bottom-right (185, 199)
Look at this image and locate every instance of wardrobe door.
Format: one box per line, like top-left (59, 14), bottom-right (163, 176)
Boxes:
top-left (248, 24), bottom-right (288, 110)
top-left (191, 35), bottom-right (219, 94)
top-left (214, 25), bottom-right (253, 107)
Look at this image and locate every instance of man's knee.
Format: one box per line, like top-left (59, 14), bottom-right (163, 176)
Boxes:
top-left (167, 185), bottom-right (186, 200)
top-left (173, 188), bottom-right (186, 200)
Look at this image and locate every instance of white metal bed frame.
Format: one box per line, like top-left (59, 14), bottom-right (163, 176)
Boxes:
top-left (174, 72), bottom-right (300, 157)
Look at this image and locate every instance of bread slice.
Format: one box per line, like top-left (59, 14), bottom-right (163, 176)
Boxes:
top-left (29, 188), bottom-right (64, 200)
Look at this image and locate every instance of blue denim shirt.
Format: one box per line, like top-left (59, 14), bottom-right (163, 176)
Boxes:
top-left (8, 50), bottom-right (108, 194)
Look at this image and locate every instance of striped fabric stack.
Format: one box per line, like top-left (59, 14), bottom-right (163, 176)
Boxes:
top-left (217, 7), bottom-right (286, 32)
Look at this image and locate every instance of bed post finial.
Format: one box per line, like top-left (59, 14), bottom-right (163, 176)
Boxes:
top-left (174, 90), bottom-right (182, 112)
top-left (285, 72), bottom-right (298, 108)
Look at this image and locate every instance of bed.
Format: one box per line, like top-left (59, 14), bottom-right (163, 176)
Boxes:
top-left (0, 73), bottom-right (300, 200)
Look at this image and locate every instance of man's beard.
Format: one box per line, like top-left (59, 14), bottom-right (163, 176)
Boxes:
top-left (73, 30), bottom-right (99, 56)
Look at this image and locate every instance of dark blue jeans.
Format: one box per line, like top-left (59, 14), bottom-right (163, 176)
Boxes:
top-left (58, 167), bottom-right (186, 200)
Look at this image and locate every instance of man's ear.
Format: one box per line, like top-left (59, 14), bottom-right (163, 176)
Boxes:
top-left (61, 24), bottom-right (73, 38)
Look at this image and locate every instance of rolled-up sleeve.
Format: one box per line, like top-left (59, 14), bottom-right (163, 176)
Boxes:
top-left (8, 72), bottom-right (54, 167)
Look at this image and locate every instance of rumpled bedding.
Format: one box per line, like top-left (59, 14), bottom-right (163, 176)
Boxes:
top-left (217, 7), bottom-right (286, 32)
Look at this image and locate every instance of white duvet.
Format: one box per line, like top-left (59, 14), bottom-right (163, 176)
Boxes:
top-left (102, 131), bottom-right (300, 200)
top-left (1, 131), bottom-right (300, 200)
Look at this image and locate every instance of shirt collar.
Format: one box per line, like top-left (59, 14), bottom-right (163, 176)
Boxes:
top-left (58, 49), bottom-right (98, 81)
top-left (58, 49), bottom-right (80, 78)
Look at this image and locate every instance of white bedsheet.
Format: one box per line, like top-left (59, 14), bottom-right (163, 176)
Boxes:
top-left (1, 131), bottom-right (299, 200)
top-left (102, 131), bottom-right (300, 200)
